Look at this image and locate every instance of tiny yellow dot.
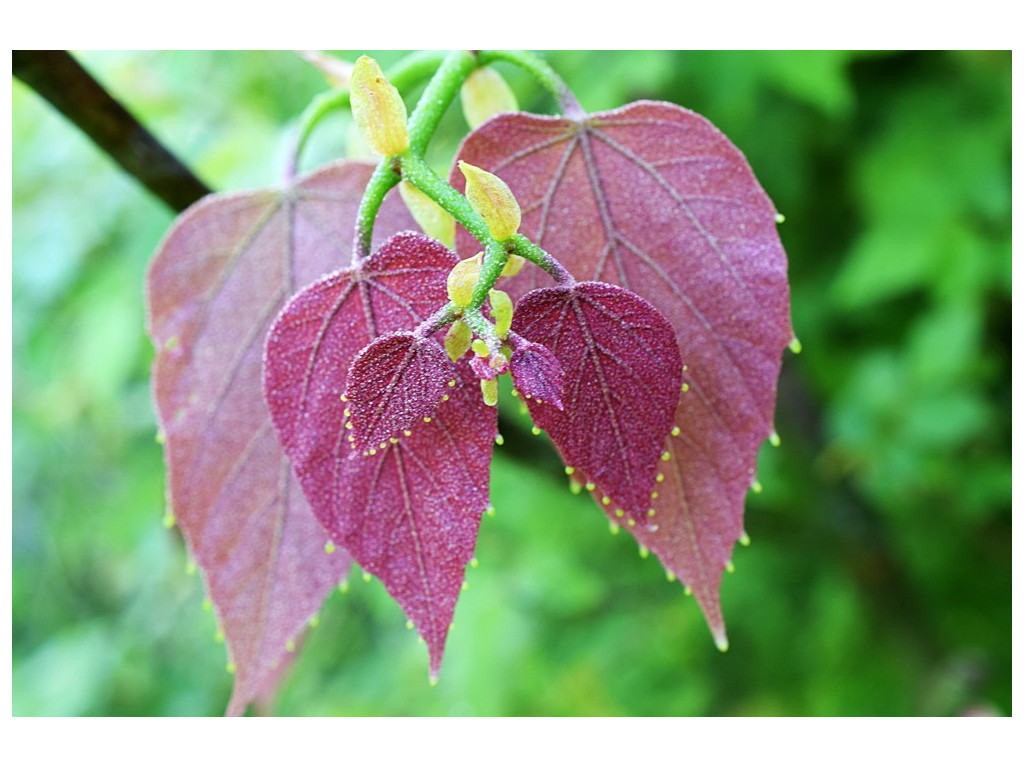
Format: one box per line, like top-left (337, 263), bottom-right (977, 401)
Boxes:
top-left (442, 394), bottom-right (450, 402)
top-left (666, 571), bottom-right (677, 583)
top-left (226, 662), bottom-right (236, 674)
top-left (656, 473), bottom-right (665, 483)
top-left (585, 482), bottom-right (596, 491)
top-left (627, 519), bottom-right (636, 527)
top-left (725, 561), bottom-right (736, 574)
top-left (495, 434), bottom-right (504, 445)
top-left (362, 571), bottom-right (372, 583)
top-left (340, 394), bottom-right (348, 402)
top-left (214, 630), bottom-right (224, 643)
top-left (324, 541), bottom-right (336, 554)
top-left (647, 508), bottom-right (656, 517)
top-left (403, 429), bottom-right (412, 437)
top-left (339, 581), bottom-right (350, 594)
top-left (639, 546), bottom-right (649, 559)
top-left (367, 449), bottom-right (376, 456)
top-left (406, 619), bottom-right (415, 630)
top-left (486, 505), bottom-right (496, 517)
top-left (510, 389), bottom-right (519, 397)
top-left (390, 437), bottom-right (399, 444)
top-left (739, 532), bottom-right (751, 547)
top-left (671, 426), bottom-right (681, 437)
top-left (751, 480), bottom-right (763, 494)
top-left (769, 431), bottom-right (781, 447)
top-left (660, 452), bottom-right (672, 462)
top-left (309, 614), bottom-right (320, 628)
top-left (614, 508), bottom-right (624, 518)
top-left (531, 426), bottom-right (541, 435)
top-left (424, 417), bottom-right (432, 423)
top-left (564, 466), bottom-right (574, 475)
top-left (650, 491), bottom-right (659, 500)
top-left (470, 557), bottom-right (479, 569)
top-left (380, 442), bottom-right (387, 449)
top-left (448, 379), bottom-right (456, 387)
top-left (285, 639), bottom-right (296, 652)
top-left (345, 421), bottom-right (354, 430)
top-left (601, 496), bottom-right (611, 505)
top-left (681, 383), bottom-right (690, 392)
top-left (608, 522), bottom-right (620, 535)
top-left (461, 581), bottom-right (469, 591)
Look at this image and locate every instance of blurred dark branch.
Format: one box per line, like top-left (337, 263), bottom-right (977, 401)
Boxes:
top-left (12, 50), bottom-right (211, 213)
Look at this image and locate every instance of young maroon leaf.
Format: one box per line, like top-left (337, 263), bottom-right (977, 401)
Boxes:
top-left (344, 332), bottom-right (456, 451)
top-left (264, 232), bottom-right (496, 679)
top-left (512, 282), bottom-right (682, 524)
top-left (508, 337), bottom-right (564, 409)
top-left (146, 160), bottom-right (416, 716)
top-left (454, 101), bottom-right (793, 644)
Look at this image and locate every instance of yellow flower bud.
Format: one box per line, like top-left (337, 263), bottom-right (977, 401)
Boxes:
top-left (488, 289), bottom-right (513, 339)
top-left (447, 256), bottom-right (482, 308)
top-left (460, 66), bottom-right (519, 129)
top-left (480, 378), bottom-right (499, 407)
top-left (350, 55), bottom-right (409, 156)
top-left (458, 161), bottom-right (521, 241)
top-left (399, 181), bottom-right (455, 247)
top-left (443, 320), bottom-right (472, 361)
top-left (500, 253), bottom-right (526, 277)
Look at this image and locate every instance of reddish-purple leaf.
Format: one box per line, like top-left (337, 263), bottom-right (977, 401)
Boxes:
top-left (344, 331), bottom-right (456, 451)
top-left (146, 160), bottom-right (415, 715)
top-left (455, 101), bottom-right (793, 645)
top-left (264, 232), bottom-right (495, 679)
top-left (512, 282), bottom-right (682, 525)
top-left (508, 337), bottom-right (564, 409)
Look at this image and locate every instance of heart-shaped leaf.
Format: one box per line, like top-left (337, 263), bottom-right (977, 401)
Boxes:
top-left (264, 232), bottom-right (496, 679)
top-left (512, 282), bottom-right (682, 525)
top-left (146, 160), bottom-right (415, 715)
top-left (344, 331), bottom-right (456, 451)
top-left (454, 101), bottom-right (793, 644)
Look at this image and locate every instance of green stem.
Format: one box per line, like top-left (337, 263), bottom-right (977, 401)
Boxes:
top-left (400, 154), bottom-right (491, 243)
top-left (460, 309), bottom-right (500, 352)
top-left (353, 159), bottom-right (401, 262)
top-left (476, 50), bottom-right (583, 117)
top-left (287, 50), bottom-right (448, 180)
top-left (510, 235), bottom-right (574, 286)
top-left (353, 50), bottom-right (480, 261)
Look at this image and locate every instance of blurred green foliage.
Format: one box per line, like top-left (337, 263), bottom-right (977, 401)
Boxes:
top-left (12, 50), bottom-right (1010, 716)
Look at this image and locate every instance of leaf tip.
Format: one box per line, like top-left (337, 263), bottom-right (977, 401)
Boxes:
top-left (715, 634), bottom-right (730, 653)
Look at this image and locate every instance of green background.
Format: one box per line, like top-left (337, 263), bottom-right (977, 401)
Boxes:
top-left (12, 51), bottom-right (1011, 716)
